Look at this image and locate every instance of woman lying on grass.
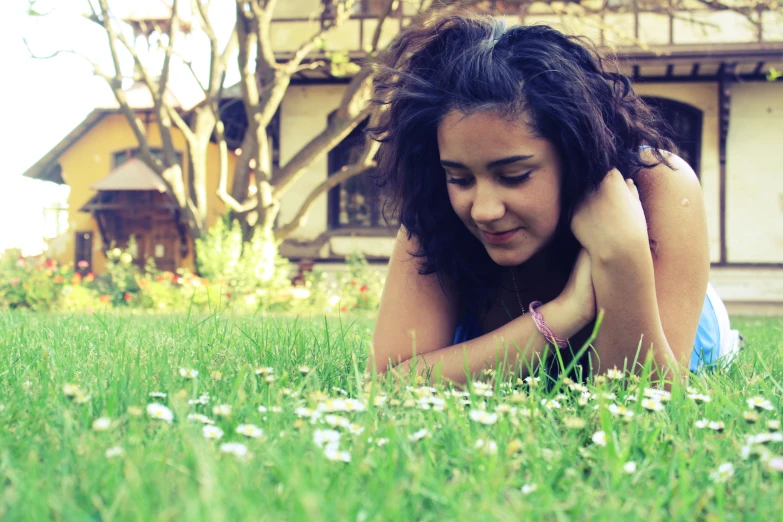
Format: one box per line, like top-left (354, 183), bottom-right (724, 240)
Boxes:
top-left (370, 13), bottom-right (740, 384)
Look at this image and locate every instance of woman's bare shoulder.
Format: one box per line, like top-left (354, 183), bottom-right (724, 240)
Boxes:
top-left (371, 227), bottom-right (460, 372)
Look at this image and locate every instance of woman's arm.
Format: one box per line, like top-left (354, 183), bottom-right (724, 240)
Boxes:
top-left (388, 298), bottom-right (590, 384)
top-left (577, 155), bottom-right (710, 377)
top-left (372, 228), bottom-right (594, 383)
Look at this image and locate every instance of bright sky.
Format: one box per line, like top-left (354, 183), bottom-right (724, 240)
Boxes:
top-left (0, 0), bottom-right (236, 256)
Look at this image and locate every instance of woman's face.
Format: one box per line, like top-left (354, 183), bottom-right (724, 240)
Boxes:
top-left (437, 110), bottom-right (563, 267)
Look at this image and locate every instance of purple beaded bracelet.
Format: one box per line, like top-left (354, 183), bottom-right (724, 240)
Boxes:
top-left (528, 300), bottom-right (569, 349)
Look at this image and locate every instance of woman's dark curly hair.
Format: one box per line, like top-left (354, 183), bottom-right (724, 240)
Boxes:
top-left (370, 13), bottom-right (676, 316)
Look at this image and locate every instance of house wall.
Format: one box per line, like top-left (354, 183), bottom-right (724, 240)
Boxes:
top-left (51, 113), bottom-right (235, 273)
top-left (278, 84), bottom-right (346, 241)
top-left (725, 82), bottom-right (783, 263)
top-left (632, 82), bottom-right (721, 263)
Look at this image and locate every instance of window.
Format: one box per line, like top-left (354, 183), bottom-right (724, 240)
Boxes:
top-left (642, 96), bottom-right (703, 178)
top-left (74, 231), bottom-right (93, 275)
top-left (112, 148), bottom-right (183, 169)
top-left (323, 0), bottom-right (398, 17)
top-left (327, 115), bottom-right (393, 230)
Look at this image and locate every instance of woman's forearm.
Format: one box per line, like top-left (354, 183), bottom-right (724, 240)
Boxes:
top-left (590, 246), bottom-right (679, 376)
top-left (383, 299), bottom-right (589, 384)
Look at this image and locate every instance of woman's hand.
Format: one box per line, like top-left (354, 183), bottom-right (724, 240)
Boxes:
top-left (570, 169), bottom-right (648, 261)
top-left (557, 248), bottom-right (596, 330)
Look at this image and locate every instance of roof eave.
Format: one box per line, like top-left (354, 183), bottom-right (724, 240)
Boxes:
top-left (21, 110), bottom-right (110, 185)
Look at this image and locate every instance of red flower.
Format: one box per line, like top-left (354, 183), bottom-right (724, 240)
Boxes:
top-left (99, 294), bottom-right (111, 304)
top-left (85, 272), bottom-right (94, 282)
top-left (226, 293), bottom-right (232, 299)
top-left (359, 285), bottom-right (368, 293)
top-left (54, 275), bottom-right (64, 283)
top-left (45, 259), bottom-right (55, 268)
top-left (123, 293), bottom-right (132, 301)
top-left (350, 280), bottom-right (357, 285)
top-left (71, 273), bottom-right (82, 285)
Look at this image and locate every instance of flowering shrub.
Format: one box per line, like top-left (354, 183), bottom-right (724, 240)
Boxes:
top-left (0, 249), bottom-right (65, 311)
top-left (335, 251), bottom-right (385, 312)
top-left (0, 240), bottom-right (385, 314)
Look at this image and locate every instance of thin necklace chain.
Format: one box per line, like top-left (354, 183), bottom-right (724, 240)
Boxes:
top-left (509, 267), bottom-right (526, 316)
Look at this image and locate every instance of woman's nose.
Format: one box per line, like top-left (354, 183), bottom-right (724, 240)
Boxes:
top-left (470, 184), bottom-right (505, 223)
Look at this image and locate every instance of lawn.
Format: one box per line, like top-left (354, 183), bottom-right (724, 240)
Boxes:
top-left (1, 312), bottom-right (782, 521)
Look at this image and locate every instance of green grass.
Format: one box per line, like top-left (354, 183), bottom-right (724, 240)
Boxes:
top-left (1, 312), bottom-right (782, 521)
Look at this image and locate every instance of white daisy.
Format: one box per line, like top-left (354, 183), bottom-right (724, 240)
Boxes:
top-left (541, 399), bottom-right (561, 410)
top-left (179, 368), bottom-right (199, 379)
top-left (606, 368), bottom-right (624, 381)
top-left (520, 483), bottom-right (537, 495)
top-left (212, 404), bottom-right (232, 417)
top-left (187, 413), bottom-right (214, 425)
top-left (63, 383), bottom-right (81, 397)
top-left (235, 424), bottom-right (263, 438)
top-left (695, 418), bottom-right (710, 429)
top-left (687, 393), bottom-right (712, 403)
top-left (347, 424), bottom-right (365, 435)
top-left (768, 456), bottom-right (783, 473)
top-left (313, 429), bottom-right (341, 448)
top-left (710, 462), bottom-right (735, 483)
top-left (323, 444), bottom-right (351, 462)
top-left (91, 417), bottom-right (111, 431)
top-left (592, 430), bottom-right (607, 447)
top-left (220, 442), bottom-right (249, 458)
top-left (747, 397), bottom-right (775, 411)
top-left (474, 439), bottom-right (498, 455)
top-left (105, 446), bottom-right (124, 459)
top-left (641, 398), bottom-right (665, 412)
top-left (146, 403), bottom-right (174, 423)
top-left (469, 410), bottom-right (499, 425)
top-left (408, 428), bottom-right (429, 441)
top-left (203, 425), bottom-right (224, 439)
top-left (643, 388), bottom-right (672, 402)
top-left (623, 461), bottom-right (637, 473)
top-left (608, 404), bottom-right (635, 421)
top-left (148, 391), bottom-right (167, 398)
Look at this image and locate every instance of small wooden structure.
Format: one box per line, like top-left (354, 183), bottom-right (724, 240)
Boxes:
top-left (79, 158), bottom-right (188, 272)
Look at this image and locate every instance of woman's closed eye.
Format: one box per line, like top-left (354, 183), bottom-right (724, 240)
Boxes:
top-left (446, 171), bottom-right (533, 187)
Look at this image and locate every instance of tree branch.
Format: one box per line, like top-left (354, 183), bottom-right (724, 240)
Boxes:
top-left (275, 161), bottom-right (376, 241)
top-left (272, 66), bottom-right (375, 199)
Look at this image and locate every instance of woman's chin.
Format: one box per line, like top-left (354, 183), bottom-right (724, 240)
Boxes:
top-left (486, 248), bottom-right (532, 267)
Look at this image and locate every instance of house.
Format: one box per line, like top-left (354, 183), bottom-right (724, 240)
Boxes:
top-left (23, 0), bottom-right (783, 313)
top-left (23, 81), bottom-right (236, 275)
top-left (269, 1), bottom-right (783, 313)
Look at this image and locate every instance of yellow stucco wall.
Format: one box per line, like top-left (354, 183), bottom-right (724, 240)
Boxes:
top-left (725, 82), bottom-right (783, 263)
top-left (632, 83), bottom-right (721, 263)
top-left (51, 112), bottom-right (235, 273)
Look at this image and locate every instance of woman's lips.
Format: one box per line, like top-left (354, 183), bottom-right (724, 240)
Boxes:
top-left (480, 227), bottom-right (521, 244)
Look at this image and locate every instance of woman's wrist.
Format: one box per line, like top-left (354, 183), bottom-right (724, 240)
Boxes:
top-left (537, 297), bottom-right (592, 341)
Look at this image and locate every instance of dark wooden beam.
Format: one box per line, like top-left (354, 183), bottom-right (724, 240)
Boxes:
top-left (718, 63), bottom-right (737, 264)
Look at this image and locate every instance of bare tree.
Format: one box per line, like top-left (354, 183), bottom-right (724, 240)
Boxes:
top-left (25, 0), bottom-right (780, 260)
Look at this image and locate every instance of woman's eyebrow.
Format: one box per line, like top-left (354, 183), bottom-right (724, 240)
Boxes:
top-left (440, 155), bottom-right (535, 170)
